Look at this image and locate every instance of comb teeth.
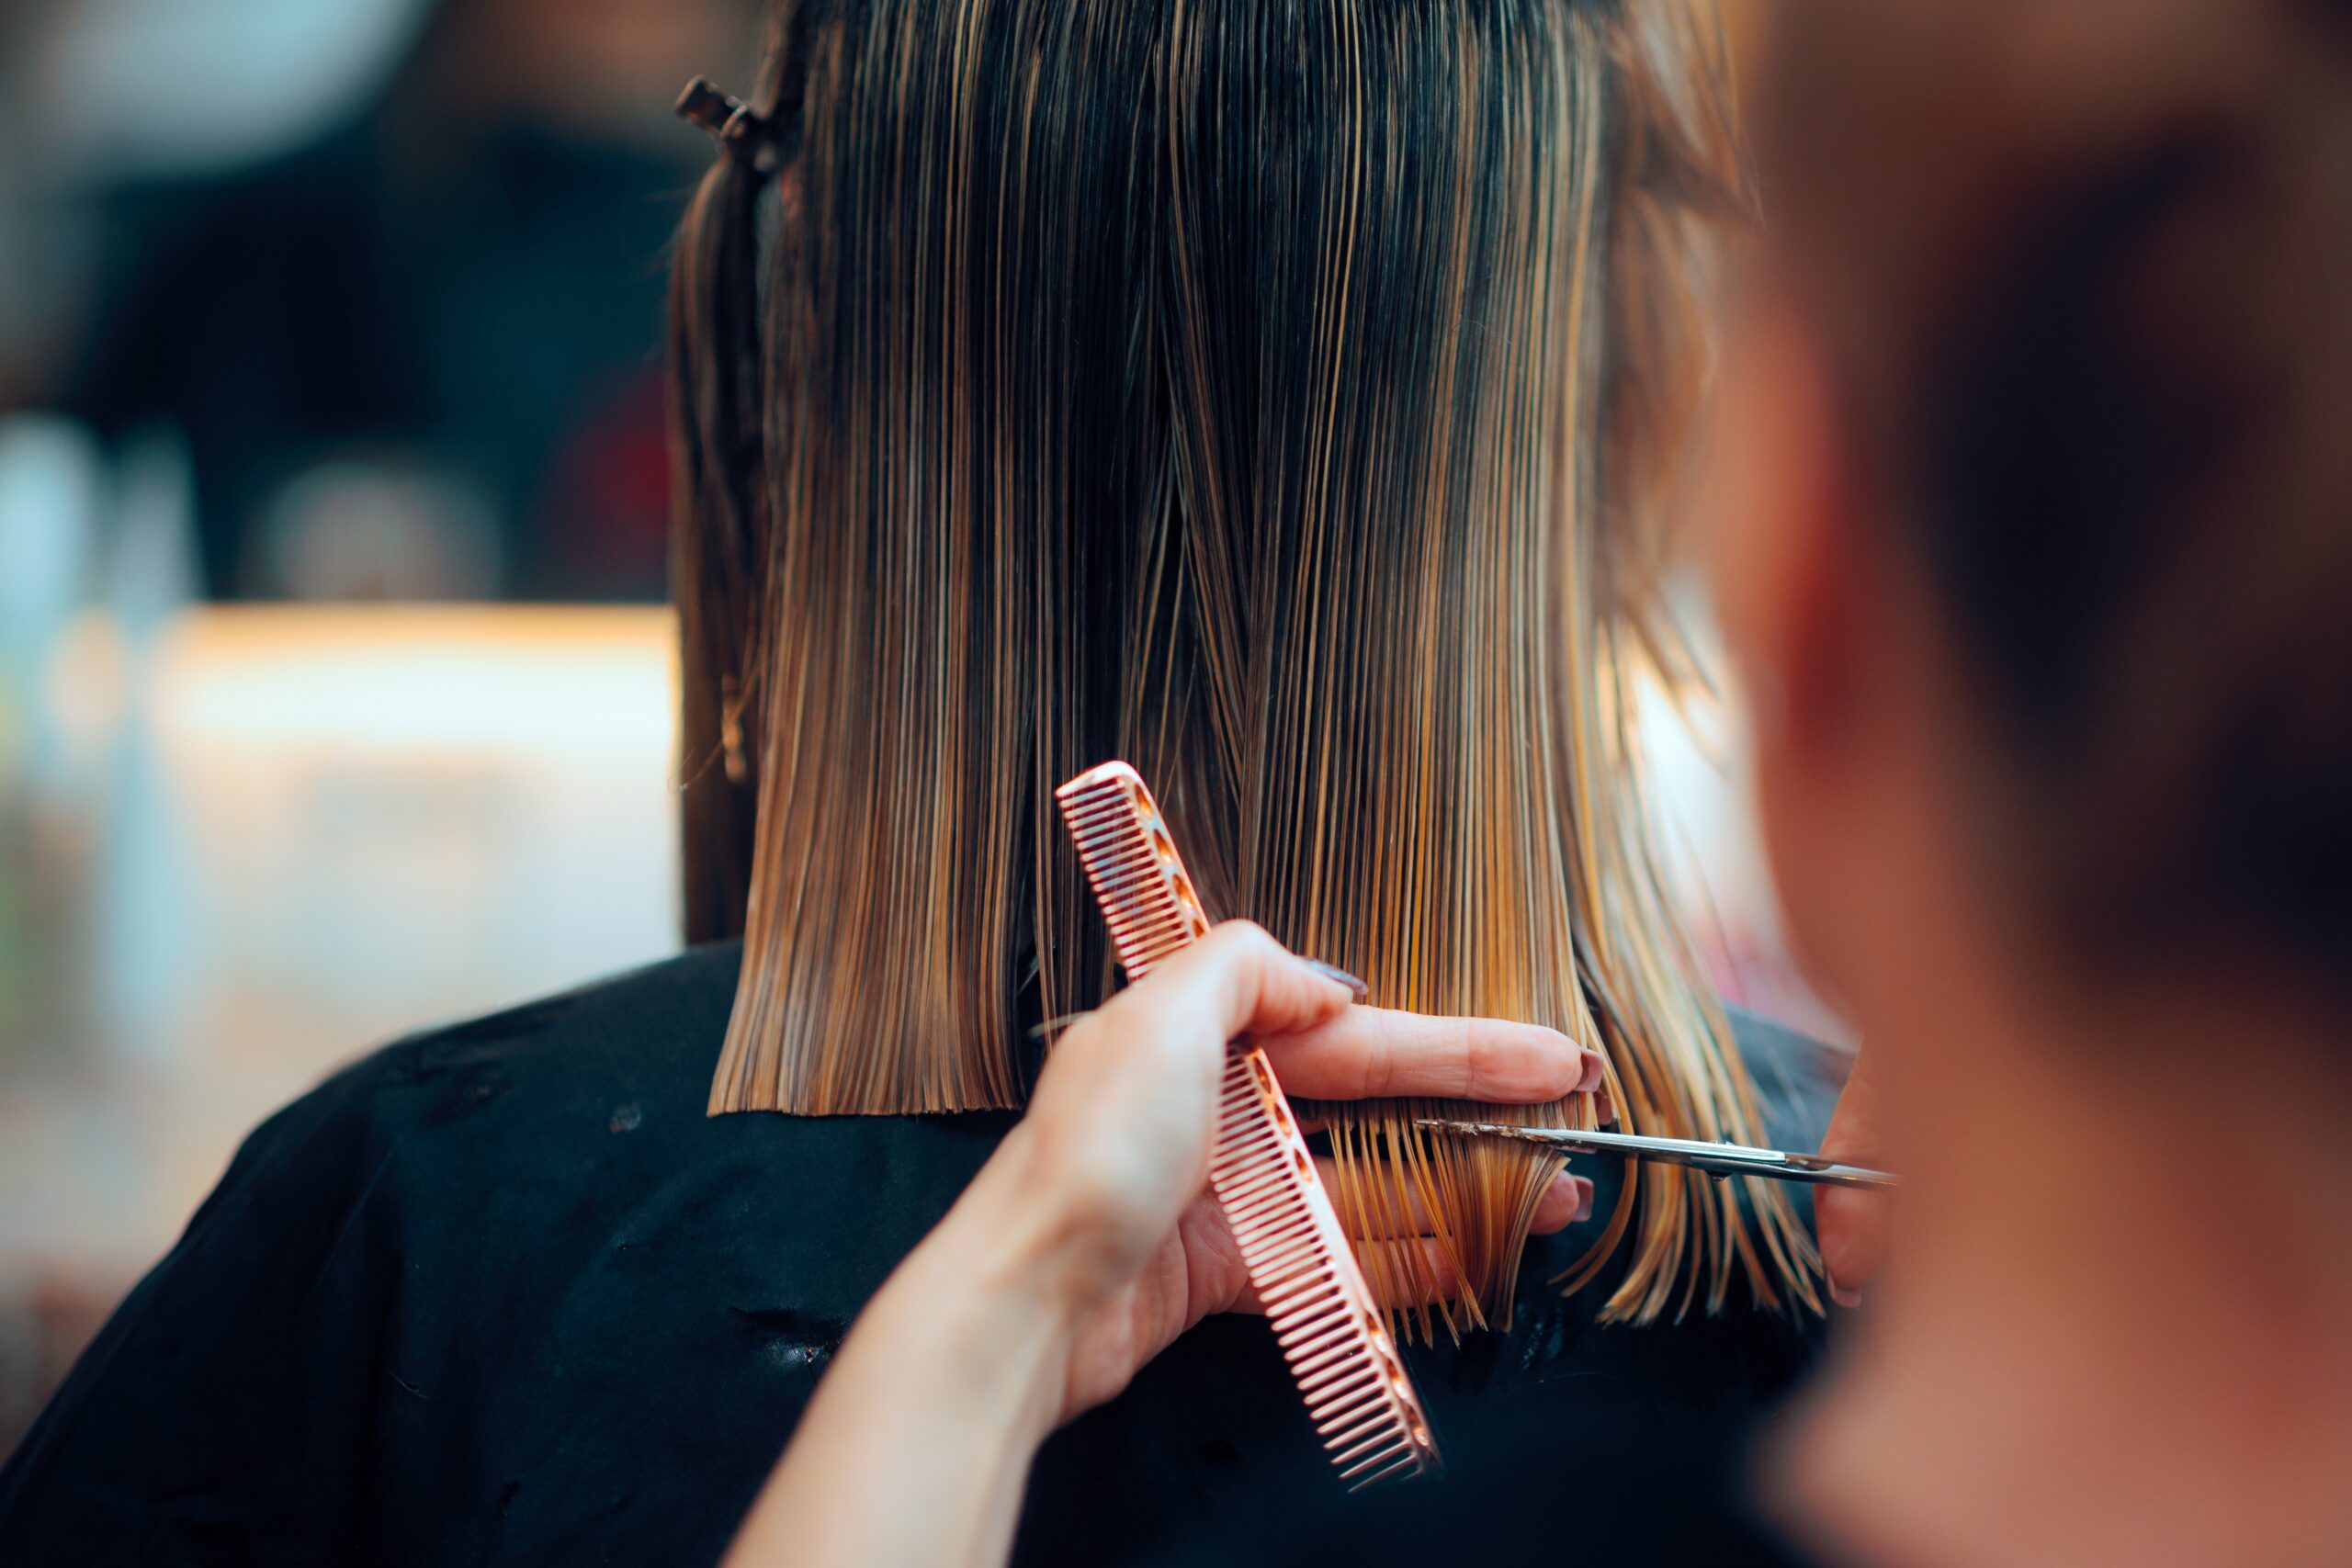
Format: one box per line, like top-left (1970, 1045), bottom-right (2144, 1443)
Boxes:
top-left (1055, 761), bottom-right (1441, 1489)
top-left (1054, 764), bottom-right (1212, 976)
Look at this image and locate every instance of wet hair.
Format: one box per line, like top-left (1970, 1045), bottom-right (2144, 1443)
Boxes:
top-left (1761, 0), bottom-right (2352, 1023)
top-left (672, 0), bottom-right (1822, 1329)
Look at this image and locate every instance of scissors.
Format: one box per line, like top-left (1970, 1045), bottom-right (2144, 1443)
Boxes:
top-left (1415, 1119), bottom-right (1900, 1190)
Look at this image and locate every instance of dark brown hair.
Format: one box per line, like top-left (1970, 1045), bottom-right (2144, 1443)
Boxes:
top-left (672, 0), bottom-right (1822, 1329)
top-left (1760, 0), bottom-right (2352, 1017)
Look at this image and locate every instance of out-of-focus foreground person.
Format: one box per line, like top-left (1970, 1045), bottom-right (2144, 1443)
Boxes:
top-left (1729, 0), bottom-right (2352, 1562)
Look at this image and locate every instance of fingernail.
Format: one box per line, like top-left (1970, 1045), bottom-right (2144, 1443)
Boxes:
top-left (1544, 1171), bottom-right (1589, 1224)
top-left (1299, 957), bottom-right (1369, 1002)
top-left (1576, 1049), bottom-right (1607, 1095)
top-left (1829, 1278), bottom-right (1863, 1310)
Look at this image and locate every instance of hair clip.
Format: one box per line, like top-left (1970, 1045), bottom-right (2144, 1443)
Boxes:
top-left (675, 75), bottom-right (786, 174)
top-left (718, 675), bottom-right (749, 784)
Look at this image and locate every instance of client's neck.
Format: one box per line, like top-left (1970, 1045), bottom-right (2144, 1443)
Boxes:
top-left (1778, 976), bottom-right (2352, 1568)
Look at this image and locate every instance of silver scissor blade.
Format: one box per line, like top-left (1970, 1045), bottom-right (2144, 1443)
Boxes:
top-left (1413, 1119), bottom-right (1901, 1190)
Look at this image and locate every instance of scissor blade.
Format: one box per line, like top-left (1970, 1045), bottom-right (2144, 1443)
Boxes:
top-left (1413, 1119), bottom-right (1901, 1190)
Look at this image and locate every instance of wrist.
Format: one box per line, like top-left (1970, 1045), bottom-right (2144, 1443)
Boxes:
top-left (944, 1122), bottom-right (1111, 1319)
top-left (876, 1138), bottom-right (1088, 1441)
top-left (729, 1142), bottom-right (1083, 1568)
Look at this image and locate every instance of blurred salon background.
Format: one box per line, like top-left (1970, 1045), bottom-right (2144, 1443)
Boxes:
top-left (0, 0), bottom-right (1815, 1458)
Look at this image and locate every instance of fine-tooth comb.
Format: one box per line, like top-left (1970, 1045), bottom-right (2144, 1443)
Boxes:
top-left (1055, 761), bottom-right (1442, 1489)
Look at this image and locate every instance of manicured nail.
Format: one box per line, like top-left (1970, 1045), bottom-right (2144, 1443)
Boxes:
top-left (1829, 1278), bottom-right (1863, 1310)
top-left (1576, 1049), bottom-right (1607, 1095)
top-left (1542, 1172), bottom-right (1590, 1226)
top-left (1299, 957), bottom-right (1369, 1001)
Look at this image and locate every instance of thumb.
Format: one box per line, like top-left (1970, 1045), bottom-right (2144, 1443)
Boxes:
top-left (1137, 920), bottom-right (1358, 1047)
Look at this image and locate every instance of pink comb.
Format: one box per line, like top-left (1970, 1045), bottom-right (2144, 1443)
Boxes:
top-left (1055, 761), bottom-right (1441, 1489)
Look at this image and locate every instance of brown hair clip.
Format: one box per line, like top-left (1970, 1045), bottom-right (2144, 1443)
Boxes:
top-left (675, 76), bottom-right (786, 175)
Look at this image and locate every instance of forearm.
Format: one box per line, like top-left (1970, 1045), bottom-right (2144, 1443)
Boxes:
top-left (725, 1153), bottom-right (1072, 1568)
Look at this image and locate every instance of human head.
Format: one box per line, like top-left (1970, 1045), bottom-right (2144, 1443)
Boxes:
top-left (1718, 0), bottom-right (2352, 1117)
top-left (1714, 10), bottom-right (2352, 1557)
top-left (671, 0), bottom-right (1820, 1327)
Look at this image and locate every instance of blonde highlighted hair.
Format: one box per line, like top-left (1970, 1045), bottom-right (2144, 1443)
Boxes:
top-left (672, 0), bottom-right (1820, 1329)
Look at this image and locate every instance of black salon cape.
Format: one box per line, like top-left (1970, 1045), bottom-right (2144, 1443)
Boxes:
top-left (1155, 1404), bottom-right (1824, 1568)
top-left (0, 942), bottom-right (1843, 1566)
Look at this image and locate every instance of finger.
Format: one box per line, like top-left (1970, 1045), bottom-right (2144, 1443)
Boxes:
top-left (1061, 923), bottom-right (1351, 1110)
top-left (1256, 1007), bottom-right (1603, 1103)
top-left (1354, 1239), bottom-right (1467, 1309)
top-left (1530, 1170), bottom-right (1595, 1232)
top-left (1118, 920), bottom-right (1354, 1047)
top-left (1816, 1048), bottom-right (1894, 1306)
top-left (1315, 1154), bottom-right (1437, 1237)
top-left (1311, 1156), bottom-right (1591, 1237)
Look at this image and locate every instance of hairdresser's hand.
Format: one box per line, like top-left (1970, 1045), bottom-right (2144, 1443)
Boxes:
top-left (942, 921), bottom-right (1601, 1424)
top-left (1816, 1047), bottom-right (1894, 1307)
top-left (726, 923), bottom-right (1599, 1568)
